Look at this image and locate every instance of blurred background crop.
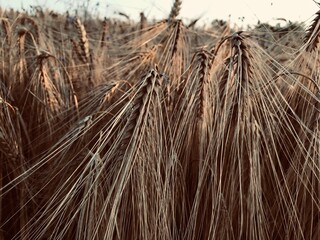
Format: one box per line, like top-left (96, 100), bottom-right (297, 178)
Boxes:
top-left (0, 0), bottom-right (318, 26)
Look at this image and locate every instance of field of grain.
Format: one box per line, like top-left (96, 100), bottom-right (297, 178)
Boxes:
top-left (0, 1), bottom-right (320, 239)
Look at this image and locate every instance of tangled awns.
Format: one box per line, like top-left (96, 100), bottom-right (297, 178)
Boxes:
top-left (1, 1), bottom-right (320, 239)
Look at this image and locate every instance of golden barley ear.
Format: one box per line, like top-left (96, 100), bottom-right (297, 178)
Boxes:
top-left (168, 0), bottom-right (182, 21)
top-left (72, 16), bottom-right (95, 90)
top-left (11, 16), bottom-right (41, 89)
top-left (157, 19), bottom-right (190, 106)
top-left (14, 16), bottom-right (40, 44)
top-left (73, 16), bottom-right (90, 64)
top-left (139, 12), bottom-right (147, 30)
top-left (166, 49), bottom-right (214, 237)
top-left (97, 68), bottom-right (166, 239)
top-left (189, 49), bottom-right (213, 120)
top-left (11, 28), bottom-right (39, 99)
top-left (304, 9), bottom-right (320, 52)
top-left (203, 32), bottom-right (282, 239)
top-left (100, 17), bottom-right (109, 48)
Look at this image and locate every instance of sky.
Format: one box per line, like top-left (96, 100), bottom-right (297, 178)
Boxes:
top-left (0, 0), bottom-right (318, 26)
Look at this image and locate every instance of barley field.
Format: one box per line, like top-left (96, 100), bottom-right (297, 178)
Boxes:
top-left (0, 1), bottom-right (320, 239)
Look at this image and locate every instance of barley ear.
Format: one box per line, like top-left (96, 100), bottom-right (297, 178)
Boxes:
top-left (304, 9), bottom-right (320, 52)
top-left (73, 17), bottom-right (90, 63)
top-left (100, 17), bottom-right (108, 48)
top-left (168, 0), bottom-right (182, 21)
top-left (140, 12), bottom-right (147, 30)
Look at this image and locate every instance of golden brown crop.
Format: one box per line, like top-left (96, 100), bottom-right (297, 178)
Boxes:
top-left (0, 3), bottom-right (320, 240)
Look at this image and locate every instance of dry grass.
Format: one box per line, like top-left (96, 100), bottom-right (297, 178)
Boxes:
top-left (0, 3), bottom-right (320, 240)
